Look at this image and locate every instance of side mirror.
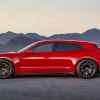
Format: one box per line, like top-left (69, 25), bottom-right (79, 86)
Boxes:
top-left (26, 49), bottom-right (33, 54)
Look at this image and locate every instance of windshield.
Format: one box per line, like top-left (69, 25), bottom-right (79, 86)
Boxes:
top-left (17, 41), bottom-right (39, 53)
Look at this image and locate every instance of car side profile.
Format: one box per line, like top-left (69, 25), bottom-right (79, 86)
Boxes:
top-left (0, 40), bottom-right (100, 79)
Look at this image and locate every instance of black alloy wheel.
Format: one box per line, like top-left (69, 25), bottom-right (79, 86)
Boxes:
top-left (0, 59), bottom-right (14, 79)
top-left (76, 59), bottom-right (98, 79)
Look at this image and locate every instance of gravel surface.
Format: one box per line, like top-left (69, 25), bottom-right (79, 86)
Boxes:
top-left (0, 74), bottom-right (100, 100)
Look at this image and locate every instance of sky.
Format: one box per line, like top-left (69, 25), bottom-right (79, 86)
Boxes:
top-left (0, 0), bottom-right (100, 36)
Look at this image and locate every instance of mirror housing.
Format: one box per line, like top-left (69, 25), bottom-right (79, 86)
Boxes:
top-left (26, 49), bottom-right (33, 54)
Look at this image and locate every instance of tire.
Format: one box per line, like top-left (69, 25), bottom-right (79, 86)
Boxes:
top-left (76, 58), bottom-right (98, 79)
top-left (0, 59), bottom-right (14, 79)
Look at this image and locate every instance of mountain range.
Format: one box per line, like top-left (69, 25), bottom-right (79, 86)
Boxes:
top-left (0, 28), bottom-right (100, 53)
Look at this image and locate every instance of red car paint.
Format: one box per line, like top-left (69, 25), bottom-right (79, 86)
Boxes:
top-left (0, 40), bottom-right (100, 75)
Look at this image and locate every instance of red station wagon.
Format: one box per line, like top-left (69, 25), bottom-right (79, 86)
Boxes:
top-left (0, 40), bottom-right (100, 79)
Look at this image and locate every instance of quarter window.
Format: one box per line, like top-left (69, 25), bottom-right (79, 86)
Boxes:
top-left (53, 42), bottom-right (84, 52)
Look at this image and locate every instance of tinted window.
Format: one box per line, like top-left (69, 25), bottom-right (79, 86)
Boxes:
top-left (53, 42), bottom-right (84, 52)
top-left (34, 43), bottom-right (53, 53)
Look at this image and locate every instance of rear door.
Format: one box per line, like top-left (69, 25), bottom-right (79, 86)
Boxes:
top-left (48, 42), bottom-right (85, 72)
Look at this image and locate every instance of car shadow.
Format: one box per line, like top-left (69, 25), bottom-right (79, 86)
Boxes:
top-left (13, 73), bottom-right (100, 79)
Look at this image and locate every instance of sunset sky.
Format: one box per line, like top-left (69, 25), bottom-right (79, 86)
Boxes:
top-left (0, 0), bottom-right (100, 36)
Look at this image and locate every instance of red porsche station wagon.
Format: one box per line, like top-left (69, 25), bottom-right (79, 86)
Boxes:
top-left (0, 40), bottom-right (100, 79)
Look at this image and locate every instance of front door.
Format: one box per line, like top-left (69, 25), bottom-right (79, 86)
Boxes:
top-left (20, 43), bottom-right (55, 73)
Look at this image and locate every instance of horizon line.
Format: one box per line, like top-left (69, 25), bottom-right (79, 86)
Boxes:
top-left (0, 28), bottom-right (99, 36)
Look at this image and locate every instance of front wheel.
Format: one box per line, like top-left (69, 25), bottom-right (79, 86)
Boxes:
top-left (0, 59), bottom-right (14, 79)
top-left (76, 59), bottom-right (98, 79)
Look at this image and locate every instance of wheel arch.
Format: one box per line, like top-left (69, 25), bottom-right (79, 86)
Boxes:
top-left (0, 57), bottom-right (14, 67)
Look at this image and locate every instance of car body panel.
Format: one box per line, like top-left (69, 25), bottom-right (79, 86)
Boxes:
top-left (0, 40), bottom-right (100, 75)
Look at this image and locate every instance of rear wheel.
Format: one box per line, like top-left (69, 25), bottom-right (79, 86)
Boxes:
top-left (76, 58), bottom-right (98, 79)
top-left (0, 59), bottom-right (14, 79)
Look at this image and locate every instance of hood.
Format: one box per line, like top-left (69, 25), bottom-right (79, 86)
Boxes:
top-left (0, 52), bottom-right (18, 56)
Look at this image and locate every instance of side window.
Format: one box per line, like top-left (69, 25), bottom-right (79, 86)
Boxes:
top-left (34, 43), bottom-right (53, 53)
top-left (53, 42), bottom-right (84, 52)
